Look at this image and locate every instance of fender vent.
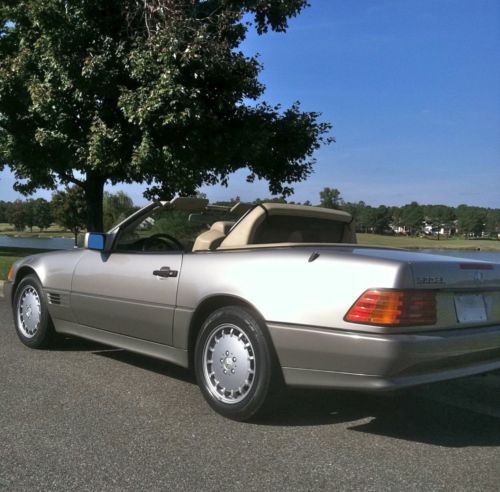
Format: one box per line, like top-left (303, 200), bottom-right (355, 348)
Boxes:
top-left (47, 293), bottom-right (61, 305)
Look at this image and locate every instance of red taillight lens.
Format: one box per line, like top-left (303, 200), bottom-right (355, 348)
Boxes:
top-left (344, 289), bottom-right (437, 327)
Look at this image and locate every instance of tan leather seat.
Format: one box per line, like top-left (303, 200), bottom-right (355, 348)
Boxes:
top-left (192, 221), bottom-right (235, 251)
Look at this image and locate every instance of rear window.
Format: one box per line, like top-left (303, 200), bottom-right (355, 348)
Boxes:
top-left (252, 215), bottom-right (346, 244)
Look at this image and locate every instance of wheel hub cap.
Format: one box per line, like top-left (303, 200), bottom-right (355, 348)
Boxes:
top-left (17, 286), bottom-right (41, 338)
top-left (203, 323), bottom-right (256, 404)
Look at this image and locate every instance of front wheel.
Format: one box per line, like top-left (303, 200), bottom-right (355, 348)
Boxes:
top-left (194, 306), bottom-right (281, 421)
top-left (13, 274), bottom-right (55, 349)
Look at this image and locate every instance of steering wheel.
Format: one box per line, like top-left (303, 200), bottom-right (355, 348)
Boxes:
top-left (142, 233), bottom-right (184, 252)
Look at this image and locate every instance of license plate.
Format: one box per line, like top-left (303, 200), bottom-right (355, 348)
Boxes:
top-left (454, 294), bottom-right (487, 323)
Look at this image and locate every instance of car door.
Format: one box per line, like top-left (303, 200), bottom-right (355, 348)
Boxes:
top-left (70, 205), bottom-right (186, 346)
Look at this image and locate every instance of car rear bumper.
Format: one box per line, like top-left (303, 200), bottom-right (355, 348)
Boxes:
top-left (267, 322), bottom-right (500, 390)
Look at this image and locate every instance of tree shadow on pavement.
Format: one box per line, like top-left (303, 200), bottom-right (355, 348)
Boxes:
top-left (52, 335), bottom-right (109, 351)
top-left (348, 395), bottom-right (500, 448)
top-left (256, 387), bottom-right (500, 448)
top-left (52, 337), bottom-right (500, 447)
top-left (53, 335), bottom-right (196, 384)
top-left (96, 348), bottom-right (196, 385)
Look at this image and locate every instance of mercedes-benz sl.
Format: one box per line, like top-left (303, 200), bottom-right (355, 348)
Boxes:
top-left (5, 198), bottom-right (500, 420)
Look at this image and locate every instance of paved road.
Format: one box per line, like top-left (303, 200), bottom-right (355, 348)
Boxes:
top-left (1, 298), bottom-right (499, 491)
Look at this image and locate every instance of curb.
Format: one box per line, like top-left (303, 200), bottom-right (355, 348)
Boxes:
top-left (0, 280), bottom-right (4, 298)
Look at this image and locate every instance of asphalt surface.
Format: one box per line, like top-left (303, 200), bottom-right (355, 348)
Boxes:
top-left (1, 298), bottom-right (500, 491)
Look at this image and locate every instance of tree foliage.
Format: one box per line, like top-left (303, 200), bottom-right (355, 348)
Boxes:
top-left (0, 0), bottom-right (331, 231)
top-left (3, 197), bottom-right (51, 230)
top-left (23, 199), bottom-right (36, 232)
top-left (319, 187), bottom-right (343, 209)
top-left (485, 209), bottom-right (500, 238)
top-left (456, 205), bottom-right (486, 237)
top-left (6, 200), bottom-right (26, 231)
top-left (423, 205), bottom-right (456, 230)
top-left (33, 198), bottom-right (53, 230)
top-left (51, 187), bottom-right (87, 245)
top-left (0, 200), bottom-right (8, 222)
top-left (342, 201), bottom-right (392, 234)
top-left (400, 202), bottom-right (424, 235)
top-left (103, 191), bottom-right (138, 231)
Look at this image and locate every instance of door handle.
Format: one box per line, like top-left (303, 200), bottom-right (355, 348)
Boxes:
top-left (153, 267), bottom-right (178, 278)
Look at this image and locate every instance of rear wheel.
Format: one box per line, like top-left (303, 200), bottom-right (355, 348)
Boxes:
top-left (194, 306), bottom-right (281, 421)
top-left (13, 274), bottom-right (55, 349)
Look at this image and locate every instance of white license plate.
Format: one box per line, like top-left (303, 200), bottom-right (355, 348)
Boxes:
top-left (454, 294), bottom-right (487, 323)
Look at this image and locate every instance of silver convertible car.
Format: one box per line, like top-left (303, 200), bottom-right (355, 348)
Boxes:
top-left (5, 198), bottom-right (500, 420)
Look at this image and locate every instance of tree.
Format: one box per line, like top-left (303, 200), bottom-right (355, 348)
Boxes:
top-left (0, 200), bottom-right (9, 223)
top-left (485, 209), bottom-right (500, 238)
top-left (401, 202), bottom-right (424, 236)
top-left (6, 199), bottom-right (26, 231)
top-left (319, 188), bottom-right (343, 210)
top-left (0, 1), bottom-right (331, 232)
top-left (103, 191), bottom-right (137, 231)
top-left (456, 205), bottom-right (485, 238)
top-left (33, 198), bottom-right (53, 230)
top-left (391, 206), bottom-right (405, 233)
top-left (370, 205), bottom-right (392, 234)
top-left (52, 187), bottom-right (87, 245)
top-left (356, 205), bottom-right (391, 234)
top-left (342, 201), bottom-right (367, 231)
top-left (24, 199), bottom-right (36, 232)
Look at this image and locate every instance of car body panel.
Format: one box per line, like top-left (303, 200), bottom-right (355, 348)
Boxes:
top-left (70, 250), bottom-right (183, 345)
top-left (53, 318), bottom-right (188, 367)
top-left (268, 322), bottom-right (500, 389)
top-left (175, 247), bottom-right (412, 338)
top-left (7, 250), bottom-right (86, 323)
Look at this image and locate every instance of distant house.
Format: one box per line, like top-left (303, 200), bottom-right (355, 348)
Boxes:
top-left (423, 223), bottom-right (455, 237)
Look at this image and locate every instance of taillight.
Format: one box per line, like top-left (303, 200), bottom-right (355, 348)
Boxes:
top-left (344, 289), bottom-right (437, 327)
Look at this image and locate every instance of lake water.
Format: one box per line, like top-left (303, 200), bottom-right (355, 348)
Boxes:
top-left (1, 236), bottom-right (500, 263)
top-left (419, 249), bottom-right (500, 264)
top-left (0, 236), bottom-right (75, 250)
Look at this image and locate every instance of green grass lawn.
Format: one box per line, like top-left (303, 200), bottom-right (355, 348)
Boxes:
top-left (0, 255), bottom-right (20, 281)
top-left (357, 233), bottom-right (500, 251)
top-left (0, 247), bottom-right (51, 281)
top-left (0, 222), bottom-right (74, 238)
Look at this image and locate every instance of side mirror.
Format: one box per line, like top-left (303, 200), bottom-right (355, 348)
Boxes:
top-left (84, 232), bottom-right (108, 251)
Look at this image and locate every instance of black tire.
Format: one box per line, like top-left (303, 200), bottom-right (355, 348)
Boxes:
top-left (194, 306), bottom-right (282, 421)
top-left (13, 274), bottom-right (55, 349)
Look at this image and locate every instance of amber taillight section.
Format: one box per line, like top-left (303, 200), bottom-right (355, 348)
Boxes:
top-left (344, 289), bottom-right (437, 327)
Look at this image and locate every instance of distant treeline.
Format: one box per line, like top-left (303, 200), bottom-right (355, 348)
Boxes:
top-left (0, 189), bottom-right (137, 239)
top-left (317, 188), bottom-right (500, 238)
top-left (216, 188), bottom-right (500, 238)
top-left (1, 186), bottom-right (499, 239)
top-left (341, 201), bottom-right (500, 238)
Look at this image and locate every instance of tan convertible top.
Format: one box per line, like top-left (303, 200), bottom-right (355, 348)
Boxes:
top-left (218, 203), bottom-right (355, 249)
top-left (191, 202), bottom-right (355, 251)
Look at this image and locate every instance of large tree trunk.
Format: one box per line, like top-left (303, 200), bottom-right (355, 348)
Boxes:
top-left (84, 175), bottom-right (105, 232)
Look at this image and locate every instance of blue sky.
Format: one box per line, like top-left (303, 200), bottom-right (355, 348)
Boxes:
top-left (1, 0), bottom-right (499, 207)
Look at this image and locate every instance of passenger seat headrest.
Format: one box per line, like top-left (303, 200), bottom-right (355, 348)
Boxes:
top-left (210, 221), bottom-right (234, 235)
